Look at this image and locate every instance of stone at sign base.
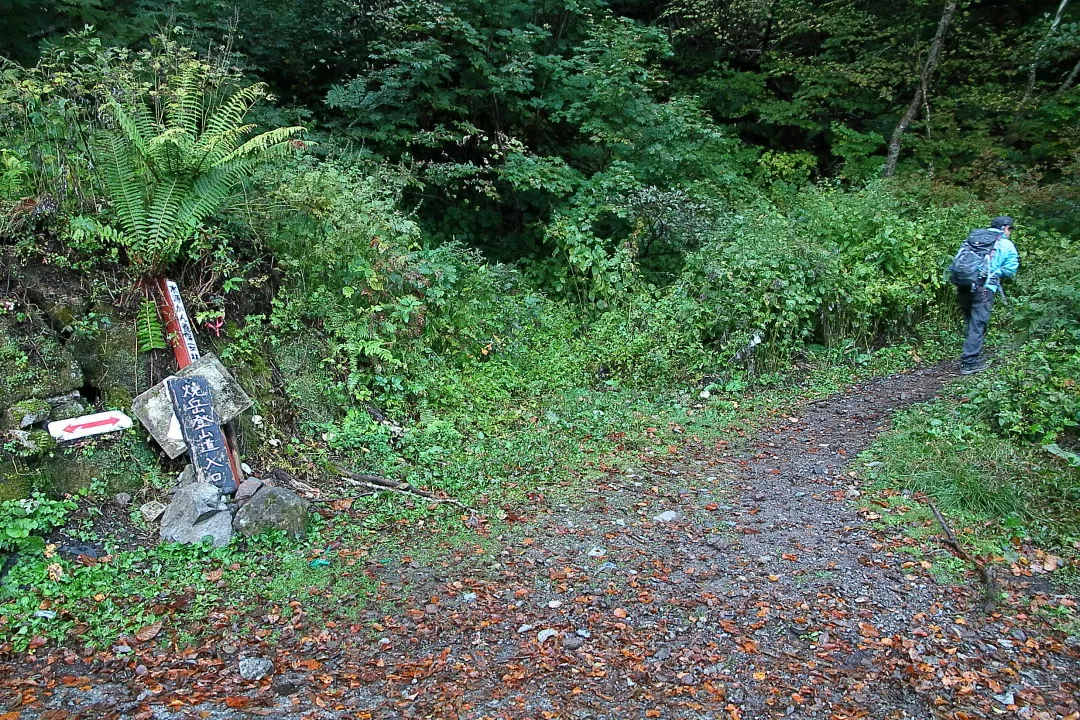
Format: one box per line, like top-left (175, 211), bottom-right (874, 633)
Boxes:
top-left (234, 487), bottom-right (310, 539)
top-left (140, 500), bottom-right (167, 523)
top-left (159, 483), bottom-right (233, 547)
top-left (234, 477), bottom-right (264, 506)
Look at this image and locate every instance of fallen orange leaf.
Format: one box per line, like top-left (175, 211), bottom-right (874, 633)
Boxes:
top-left (135, 622), bottom-right (162, 642)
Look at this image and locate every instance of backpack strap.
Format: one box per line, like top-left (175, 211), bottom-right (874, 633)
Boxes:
top-left (981, 234), bottom-right (1001, 291)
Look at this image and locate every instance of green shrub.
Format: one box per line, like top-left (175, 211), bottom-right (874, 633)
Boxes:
top-left (966, 249), bottom-right (1080, 443)
top-left (588, 286), bottom-right (709, 385)
top-left (643, 182), bottom-right (992, 375)
top-left (678, 210), bottom-right (846, 370)
top-left (1008, 250), bottom-right (1080, 343)
top-left (794, 181), bottom-right (984, 337)
top-left (0, 492), bottom-right (76, 553)
top-left (967, 341), bottom-right (1079, 443)
top-left (252, 158), bottom-right (588, 418)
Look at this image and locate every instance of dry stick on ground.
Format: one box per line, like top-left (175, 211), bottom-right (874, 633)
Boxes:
top-left (334, 465), bottom-right (470, 510)
top-left (928, 501), bottom-right (1000, 612)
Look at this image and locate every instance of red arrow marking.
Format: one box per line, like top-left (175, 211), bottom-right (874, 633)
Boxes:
top-left (62, 417), bottom-right (120, 434)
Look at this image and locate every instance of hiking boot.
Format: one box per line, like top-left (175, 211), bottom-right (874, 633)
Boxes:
top-left (960, 360), bottom-right (990, 375)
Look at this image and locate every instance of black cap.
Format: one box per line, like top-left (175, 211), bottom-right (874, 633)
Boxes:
top-left (990, 215), bottom-right (1014, 229)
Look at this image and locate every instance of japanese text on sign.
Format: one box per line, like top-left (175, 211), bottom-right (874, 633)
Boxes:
top-left (166, 376), bottom-right (237, 494)
top-left (165, 279), bottom-right (201, 364)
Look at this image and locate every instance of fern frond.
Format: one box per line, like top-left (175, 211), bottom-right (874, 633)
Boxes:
top-left (87, 216), bottom-right (128, 246)
top-left (147, 127), bottom-right (195, 177)
top-left (187, 163), bottom-right (246, 220)
top-left (106, 97), bottom-right (153, 159)
top-left (97, 131), bottom-right (148, 240)
top-left (135, 299), bottom-right (167, 353)
top-left (95, 68), bottom-right (305, 273)
top-left (147, 127), bottom-right (194, 151)
top-left (357, 340), bottom-right (397, 364)
top-left (204, 83), bottom-right (266, 140)
top-left (218, 126), bottom-right (304, 164)
top-left (165, 61), bottom-right (205, 136)
top-left (192, 123), bottom-right (258, 167)
top-left (66, 215), bottom-right (129, 251)
top-left (143, 174), bottom-right (196, 265)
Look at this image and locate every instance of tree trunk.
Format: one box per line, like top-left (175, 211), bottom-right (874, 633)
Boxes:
top-left (1059, 56), bottom-right (1080, 92)
top-left (1017, 0), bottom-right (1071, 114)
top-left (883, 1), bottom-right (959, 178)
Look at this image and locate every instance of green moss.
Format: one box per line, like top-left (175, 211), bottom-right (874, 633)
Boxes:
top-left (51, 305), bottom-right (76, 330)
top-left (0, 467), bottom-right (32, 502)
top-left (34, 432), bottom-right (169, 496)
top-left (4, 398), bottom-right (51, 430)
top-left (67, 304), bottom-right (150, 409)
top-left (104, 386), bottom-right (133, 411)
top-left (0, 337), bottom-right (37, 410)
top-left (0, 314), bottom-right (83, 410)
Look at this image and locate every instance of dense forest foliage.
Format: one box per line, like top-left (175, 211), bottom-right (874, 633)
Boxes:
top-left (0, 0), bottom-right (1078, 650)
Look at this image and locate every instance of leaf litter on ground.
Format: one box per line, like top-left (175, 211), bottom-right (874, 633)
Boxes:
top-left (1, 363), bottom-right (1078, 719)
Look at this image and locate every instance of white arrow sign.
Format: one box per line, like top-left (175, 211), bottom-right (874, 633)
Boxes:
top-left (48, 411), bottom-right (133, 442)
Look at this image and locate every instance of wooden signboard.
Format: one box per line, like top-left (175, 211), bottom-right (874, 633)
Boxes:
top-left (132, 354), bottom-right (252, 459)
top-left (166, 376), bottom-right (238, 495)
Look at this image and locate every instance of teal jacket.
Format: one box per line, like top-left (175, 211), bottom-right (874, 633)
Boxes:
top-left (985, 231), bottom-right (1019, 293)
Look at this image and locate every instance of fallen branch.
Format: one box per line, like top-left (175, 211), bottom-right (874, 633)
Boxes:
top-left (334, 466), bottom-right (469, 510)
top-left (928, 501), bottom-right (1000, 612)
top-left (265, 468), bottom-right (321, 498)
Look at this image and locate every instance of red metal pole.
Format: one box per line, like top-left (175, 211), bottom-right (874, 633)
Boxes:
top-left (155, 276), bottom-right (244, 488)
top-left (156, 277), bottom-right (201, 368)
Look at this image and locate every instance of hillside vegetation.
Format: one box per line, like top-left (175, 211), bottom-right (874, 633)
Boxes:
top-left (0, 0), bottom-right (1077, 653)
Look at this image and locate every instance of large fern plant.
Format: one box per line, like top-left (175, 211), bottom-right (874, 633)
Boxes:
top-left (93, 62), bottom-right (304, 273)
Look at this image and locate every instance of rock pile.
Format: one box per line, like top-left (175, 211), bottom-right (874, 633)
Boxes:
top-left (155, 466), bottom-right (310, 547)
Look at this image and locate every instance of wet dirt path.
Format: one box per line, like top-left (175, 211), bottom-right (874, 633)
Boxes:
top-left (4, 365), bottom-right (1079, 719)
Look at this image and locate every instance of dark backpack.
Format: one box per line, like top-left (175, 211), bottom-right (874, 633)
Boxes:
top-left (948, 228), bottom-right (999, 287)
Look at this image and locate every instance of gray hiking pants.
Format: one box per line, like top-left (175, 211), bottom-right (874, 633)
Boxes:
top-left (957, 286), bottom-right (994, 367)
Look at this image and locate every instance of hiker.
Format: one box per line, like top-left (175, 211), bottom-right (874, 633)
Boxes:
top-left (950, 215), bottom-right (1019, 375)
